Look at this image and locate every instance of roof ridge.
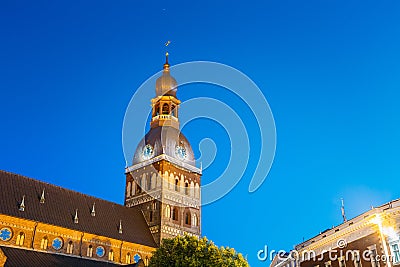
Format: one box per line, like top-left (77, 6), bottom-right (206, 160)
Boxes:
top-left (0, 169), bottom-right (126, 209)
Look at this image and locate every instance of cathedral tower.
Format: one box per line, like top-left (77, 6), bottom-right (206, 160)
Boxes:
top-left (124, 53), bottom-right (201, 245)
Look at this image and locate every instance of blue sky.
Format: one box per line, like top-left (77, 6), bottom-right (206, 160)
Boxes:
top-left (1, 1), bottom-right (400, 266)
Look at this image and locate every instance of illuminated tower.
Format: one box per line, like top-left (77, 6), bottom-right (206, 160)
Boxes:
top-left (124, 53), bottom-right (201, 245)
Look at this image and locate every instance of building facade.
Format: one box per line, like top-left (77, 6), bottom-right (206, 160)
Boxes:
top-left (0, 54), bottom-right (200, 266)
top-left (271, 199), bottom-right (400, 267)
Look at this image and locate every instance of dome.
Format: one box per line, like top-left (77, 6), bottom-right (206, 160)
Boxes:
top-left (155, 53), bottom-right (177, 97)
top-left (155, 68), bottom-right (177, 97)
top-left (132, 126), bottom-right (195, 166)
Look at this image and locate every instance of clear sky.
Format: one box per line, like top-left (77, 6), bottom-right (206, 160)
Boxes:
top-left (1, 1), bottom-right (400, 266)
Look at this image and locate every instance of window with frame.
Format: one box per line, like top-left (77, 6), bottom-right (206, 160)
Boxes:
top-left (192, 213), bottom-right (198, 227)
top-left (165, 205), bottom-right (171, 218)
top-left (391, 243), bottom-right (400, 264)
top-left (185, 182), bottom-right (189, 195)
top-left (108, 250), bottom-right (114, 261)
top-left (126, 253), bottom-right (131, 264)
top-left (16, 232), bottom-right (24, 246)
top-left (40, 237), bottom-right (48, 250)
top-left (162, 103), bottom-right (169, 115)
top-left (66, 241), bottom-right (73, 254)
top-left (87, 245), bottom-right (93, 257)
top-left (185, 212), bottom-right (191, 225)
top-left (172, 207), bottom-right (178, 221)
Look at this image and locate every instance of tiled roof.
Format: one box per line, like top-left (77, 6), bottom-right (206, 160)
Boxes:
top-left (0, 246), bottom-right (144, 267)
top-left (0, 170), bottom-right (157, 248)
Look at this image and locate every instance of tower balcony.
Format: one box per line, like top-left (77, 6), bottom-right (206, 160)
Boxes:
top-left (151, 114), bottom-right (179, 128)
top-left (152, 114), bottom-right (179, 122)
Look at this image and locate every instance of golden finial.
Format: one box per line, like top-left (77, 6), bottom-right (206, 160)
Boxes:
top-left (163, 40), bottom-right (171, 70)
top-left (163, 52), bottom-right (170, 70)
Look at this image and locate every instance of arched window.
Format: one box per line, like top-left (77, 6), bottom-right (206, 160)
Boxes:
top-left (190, 181), bottom-right (195, 197)
top-left (108, 250), bottom-right (114, 261)
top-left (154, 104), bottom-right (160, 116)
top-left (172, 207), bottom-right (178, 221)
top-left (126, 253), bottom-right (131, 264)
top-left (185, 182), bottom-right (189, 195)
top-left (185, 211), bottom-right (191, 225)
top-left (151, 173), bottom-right (157, 189)
top-left (126, 182), bottom-right (131, 197)
top-left (162, 103), bottom-right (169, 115)
top-left (147, 175), bottom-right (152, 190)
top-left (87, 245), bottom-right (93, 257)
top-left (175, 179), bottom-right (179, 192)
top-left (165, 205), bottom-right (171, 218)
top-left (40, 237), bottom-right (48, 250)
top-left (136, 177), bottom-right (142, 194)
top-left (16, 232), bottom-right (24, 246)
top-left (131, 181), bottom-right (136, 196)
top-left (194, 183), bottom-right (200, 198)
top-left (66, 241), bottom-right (73, 254)
top-left (149, 210), bottom-right (153, 222)
top-left (192, 213), bottom-right (198, 227)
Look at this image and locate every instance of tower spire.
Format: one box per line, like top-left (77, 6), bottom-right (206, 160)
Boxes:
top-left (163, 52), bottom-right (170, 70)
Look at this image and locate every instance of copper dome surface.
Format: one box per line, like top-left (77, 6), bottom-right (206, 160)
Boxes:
top-left (155, 70), bottom-right (177, 97)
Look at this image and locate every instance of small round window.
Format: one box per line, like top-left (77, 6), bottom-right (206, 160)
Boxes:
top-left (0, 227), bottom-right (12, 241)
top-left (52, 237), bottom-right (63, 250)
top-left (96, 246), bottom-right (105, 257)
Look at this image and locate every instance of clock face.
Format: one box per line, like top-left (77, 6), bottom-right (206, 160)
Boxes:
top-left (142, 144), bottom-right (154, 160)
top-left (175, 145), bottom-right (187, 160)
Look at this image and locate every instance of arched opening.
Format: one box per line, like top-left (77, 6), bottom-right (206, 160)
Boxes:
top-left (147, 175), bottom-right (152, 191)
top-left (192, 213), bottom-right (198, 227)
top-left (149, 210), bottom-right (153, 222)
top-left (126, 182), bottom-right (131, 197)
top-left (87, 245), bottom-right (93, 257)
top-left (108, 249), bottom-right (114, 261)
top-left (175, 179), bottom-right (179, 192)
top-left (40, 237), bottom-right (48, 250)
top-left (172, 207), bottom-right (179, 221)
top-left (185, 182), bottom-right (189, 195)
top-left (194, 183), bottom-right (200, 198)
top-left (126, 253), bottom-right (131, 264)
top-left (67, 241), bottom-right (73, 254)
top-left (141, 174), bottom-right (147, 191)
top-left (136, 177), bottom-right (142, 194)
top-left (165, 205), bottom-right (171, 218)
top-left (151, 173), bottom-right (157, 189)
top-left (185, 211), bottom-right (191, 225)
top-left (16, 232), bottom-right (24, 246)
top-left (162, 103), bottom-right (169, 115)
